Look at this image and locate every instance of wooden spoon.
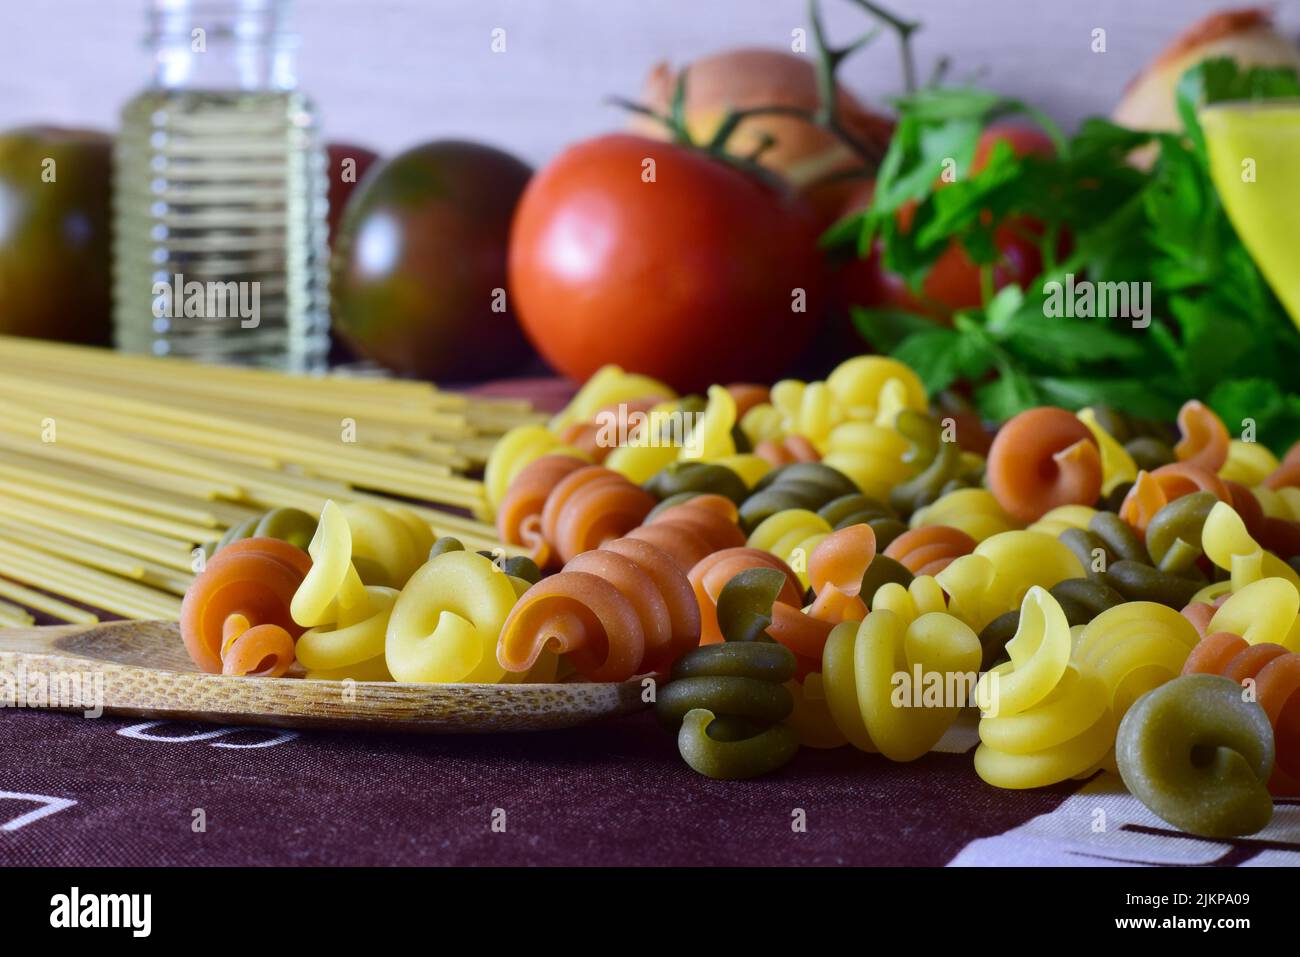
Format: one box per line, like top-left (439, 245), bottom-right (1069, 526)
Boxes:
top-left (0, 621), bottom-right (649, 733)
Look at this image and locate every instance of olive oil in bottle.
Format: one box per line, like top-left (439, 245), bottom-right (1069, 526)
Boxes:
top-left (113, 0), bottom-right (329, 371)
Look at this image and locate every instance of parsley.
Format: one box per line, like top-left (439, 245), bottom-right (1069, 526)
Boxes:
top-left (835, 58), bottom-right (1300, 452)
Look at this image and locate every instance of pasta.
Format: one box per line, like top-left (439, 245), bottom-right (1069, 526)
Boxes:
top-left (213, 506), bottom-right (317, 555)
top-left (385, 550), bottom-right (521, 683)
top-left (1116, 674), bottom-right (1275, 837)
top-left (738, 461), bottom-right (859, 532)
top-left (1076, 407), bottom-right (1137, 495)
top-left (806, 523), bottom-right (876, 624)
top-left (821, 608), bottom-right (981, 761)
top-left (1206, 578), bottom-right (1300, 650)
top-left (497, 458), bottom-right (656, 569)
top-left (1027, 504), bottom-right (1097, 538)
top-left (821, 421), bottom-right (913, 501)
top-left (715, 566), bottom-right (832, 668)
top-left (754, 434), bottom-right (820, 467)
top-left (643, 461), bottom-right (747, 505)
top-left (687, 546), bottom-right (804, 647)
top-left (1201, 500), bottom-right (1300, 593)
top-left (626, 493), bottom-right (747, 572)
top-left (180, 537), bottom-right (310, 675)
top-left (986, 407), bottom-right (1102, 523)
top-left (1219, 439), bottom-right (1278, 486)
top-left (974, 588), bottom-right (1116, 789)
top-left (884, 525), bottom-right (977, 576)
top-left (908, 488), bottom-right (1018, 542)
top-left (484, 423), bottom-right (588, 515)
top-left (656, 642), bottom-right (801, 780)
top-left (1182, 631), bottom-right (1300, 795)
top-left (681, 384), bottom-right (739, 462)
top-left (1172, 399), bottom-right (1230, 473)
top-left (1119, 463), bottom-right (1229, 535)
top-left (548, 364), bottom-right (674, 432)
top-left (976, 577), bottom-right (1124, 669)
top-left (747, 508), bottom-right (833, 588)
top-left (889, 411), bottom-right (968, 517)
top-left (336, 502), bottom-right (434, 588)
top-left (495, 454), bottom-right (588, 567)
top-left (1072, 602), bottom-right (1200, 721)
top-left (817, 493), bottom-right (907, 551)
top-left (498, 537), bottom-right (700, 681)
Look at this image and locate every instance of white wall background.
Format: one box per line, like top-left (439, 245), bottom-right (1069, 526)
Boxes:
top-left (3, 0), bottom-right (1299, 162)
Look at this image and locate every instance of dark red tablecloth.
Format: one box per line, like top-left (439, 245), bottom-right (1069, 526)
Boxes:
top-left (3, 706), bottom-right (1298, 866)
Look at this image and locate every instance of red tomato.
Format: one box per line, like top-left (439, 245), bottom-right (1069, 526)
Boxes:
top-left (508, 134), bottom-right (825, 392)
top-left (835, 124), bottom-right (1059, 320)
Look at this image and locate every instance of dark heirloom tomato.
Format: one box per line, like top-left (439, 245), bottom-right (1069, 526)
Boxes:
top-left (331, 140), bottom-right (534, 381)
top-left (508, 134), bottom-right (825, 392)
top-left (0, 126), bottom-right (113, 344)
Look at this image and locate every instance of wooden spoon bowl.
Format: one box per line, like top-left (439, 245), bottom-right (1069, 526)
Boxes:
top-left (0, 621), bottom-right (649, 733)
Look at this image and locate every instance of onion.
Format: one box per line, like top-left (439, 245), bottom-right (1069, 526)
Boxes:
top-left (628, 48), bottom-right (893, 220)
top-left (1114, 7), bottom-right (1300, 133)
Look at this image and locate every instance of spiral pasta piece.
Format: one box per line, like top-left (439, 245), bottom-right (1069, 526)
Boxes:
top-left (643, 461), bottom-right (747, 504)
top-left (1127, 461), bottom-right (1232, 532)
top-left (714, 566), bottom-right (832, 667)
top-left (688, 546), bottom-right (805, 647)
top-left (1073, 601), bottom-right (1199, 721)
top-left (754, 434), bottom-right (820, 467)
top-left (747, 508), bottom-right (833, 588)
top-left (218, 615), bottom-right (296, 678)
top-left (1183, 631), bottom-right (1300, 794)
top-left (909, 488), bottom-right (1019, 542)
top-left (869, 574), bottom-right (949, 625)
top-left (338, 502), bottom-right (433, 588)
top-left (1172, 400), bottom-right (1230, 473)
top-left (974, 587), bottom-right (1115, 789)
top-left (890, 412), bottom-right (967, 516)
top-left (681, 384), bottom-right (738, 461)
top-left (558, 395), bottom-right (663, 463)
top-left (987, 408), bottom-right (1102, 524)
top-left (498, 537), bottom-right (699, 681)
top-left (884, 525), bottom-right (977, 576)
top-left (817, 493), bottom-right (907, 551)
top-left (626, 493), bottom-right (746, 572)
top-left (549, 364), bottom-right (674, 431)
top-left (739, 461), bottom-right (859, 532)
top-left (180, 537), bottom-right (311, 675)
top-left (1027, 504), bottom-right (1097, 538)
top-left (806, 524), bottom-right (876, 624)
top-left (383, 551), bottom-right (520, 683)
top-left (540, 464), bottom-right (657, 566)
top-left (496, 454), bottom-right (588, 567)
top-left (656, 642), bottom-right (800, 779)
top-left (1117, 674), bottom-right (1274, 837)
top-left (214, 506), bottom-right (317, 555)
top-left (1201, 500), bottom-right (1300, 592)
top-left (297, 585), bottom-right (398, 680)
top-left (821, 608), bottom-right (982, 761)
top-left (1207, 577), bottom-right (1300, 650)
top-left (1077, 407), bottom-right (1138, 495)
top-left (1219, 439), bottom-right (1278, 486)
top-left (291, 500), bottom-right (369, 629)
top-left (821, 421), bottom-right (913, 501)
top-left (484, 424), bottom-right (588, 515)
top-left (825, 355), bottom-right (927, 424)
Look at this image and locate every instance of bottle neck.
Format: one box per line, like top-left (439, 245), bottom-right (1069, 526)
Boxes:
top-left (148, 0), bottom-right (298, 91)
